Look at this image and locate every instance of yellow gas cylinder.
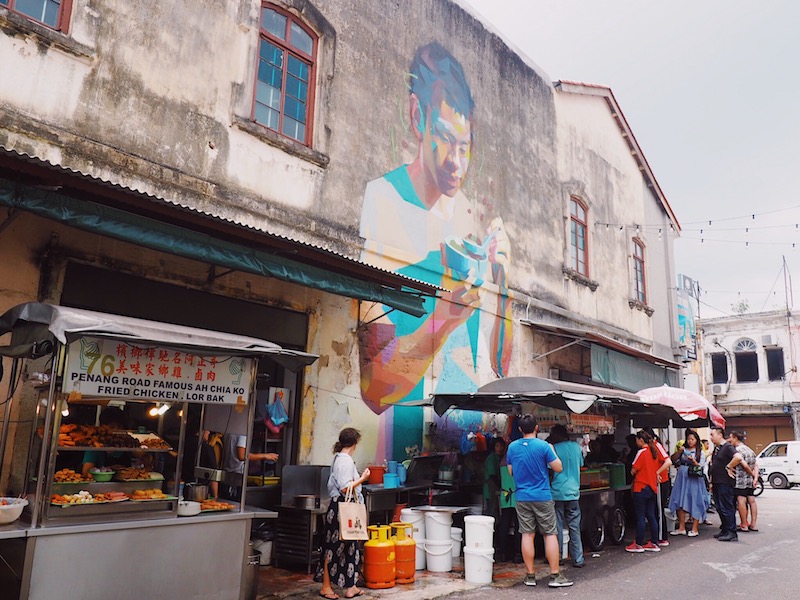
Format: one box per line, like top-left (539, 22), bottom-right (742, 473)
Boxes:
top-left (365, 525), bottom-right (396, 589)
top-left (391, 522), bottom-right (416, 584)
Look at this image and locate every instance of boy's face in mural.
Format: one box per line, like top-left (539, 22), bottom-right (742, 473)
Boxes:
top-left (411, 88), bottom-right (472, 200)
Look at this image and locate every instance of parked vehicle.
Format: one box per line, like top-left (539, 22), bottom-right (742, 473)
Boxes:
top-left (757, 441), bottom-right (800, 489)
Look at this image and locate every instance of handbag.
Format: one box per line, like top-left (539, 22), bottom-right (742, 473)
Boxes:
top-left (688, 464), bottom-right (704, 478)
top-left (338, 484), bottom-right (368, 540)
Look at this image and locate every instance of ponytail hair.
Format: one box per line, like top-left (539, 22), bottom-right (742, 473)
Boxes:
top-left (636, 430), bottom-right (658, 460)
top-left (333, 427), bottom-right (361, 453)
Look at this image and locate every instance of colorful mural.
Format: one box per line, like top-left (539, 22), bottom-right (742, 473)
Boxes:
top-left (358, 43), bottom-right (514, 456)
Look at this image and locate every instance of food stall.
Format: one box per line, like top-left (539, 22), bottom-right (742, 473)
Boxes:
top-left (431, 376), bottom-right (696, 552)
top-left (0, 303), bottom-right (316, 600)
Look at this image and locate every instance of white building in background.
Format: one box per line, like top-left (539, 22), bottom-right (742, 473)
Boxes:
top-left (699, 310), bottom-right (800, 451)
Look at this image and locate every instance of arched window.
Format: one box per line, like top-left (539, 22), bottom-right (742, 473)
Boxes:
top-left (733, 338), bottom-right (758, 383)
top-left (569, 197), bottom-right (589, 276)
top-left (254, 4), bottom-right (317, 145)
top-left (0, 0), bottom-right (73, 31)
top-left (632, 238), bottom-right (646, 303)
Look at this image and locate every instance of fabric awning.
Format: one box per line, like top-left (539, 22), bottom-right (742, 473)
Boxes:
top-left (431, 376), bottom-right (646, 416)
top-left (0, 303), bottom-right (318, 371)
top-left (0, 178), bottom-right (431, 317)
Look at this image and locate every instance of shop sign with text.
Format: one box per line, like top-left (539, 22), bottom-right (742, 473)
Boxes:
top-left (63, 337), bottom-right (253, 404)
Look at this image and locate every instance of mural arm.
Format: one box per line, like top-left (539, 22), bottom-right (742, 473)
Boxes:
top-left (359, 286), bottom-right (482, 406)
top-left (487, 217), bottom-right (513, 377)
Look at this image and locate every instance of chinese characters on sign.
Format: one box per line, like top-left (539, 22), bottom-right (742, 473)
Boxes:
top-left (63, 337), bottom-right (253, 405)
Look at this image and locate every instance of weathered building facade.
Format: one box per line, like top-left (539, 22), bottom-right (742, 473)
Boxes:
top-left (0, 0), bottom-right (681, 468)
top-left (700, 310), bottom-right (800, 450)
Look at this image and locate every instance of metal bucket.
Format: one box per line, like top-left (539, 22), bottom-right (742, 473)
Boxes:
top-left (245, 544), bottom-right (261, 600)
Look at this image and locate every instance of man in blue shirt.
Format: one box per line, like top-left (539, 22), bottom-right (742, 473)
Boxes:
top-left (548, 424), bottom-right (585, 568)
top-left (507, 415), bottom-right (573, 588)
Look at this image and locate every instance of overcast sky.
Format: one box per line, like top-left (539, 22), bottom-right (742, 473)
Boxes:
top-left (465, 0), bottom-right (800, 319)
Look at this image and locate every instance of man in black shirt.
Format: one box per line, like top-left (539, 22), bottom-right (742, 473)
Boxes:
top-left (709, 426), bottom-right (738, 541)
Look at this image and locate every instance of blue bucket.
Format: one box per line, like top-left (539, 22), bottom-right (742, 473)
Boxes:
top-left (383, 473), bottom-right (400, 489)
top-left (386, 460), bottom-right (398, 474)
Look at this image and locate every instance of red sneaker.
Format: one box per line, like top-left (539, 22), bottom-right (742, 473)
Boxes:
top-left (642, 542), bottom-right (661, 552)
top-left (625, 542), bottom-right (644, 553)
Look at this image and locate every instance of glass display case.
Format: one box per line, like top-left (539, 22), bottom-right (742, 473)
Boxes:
top-left (24, 380), bottom-right (187, 527)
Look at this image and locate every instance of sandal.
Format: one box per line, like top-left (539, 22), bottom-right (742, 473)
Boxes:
top-left (748, 526), bottom-right (759, 532)
top-left (345, 591), bottom-right (365, 599)
top-left (320, 592), bottom-right (339, 600)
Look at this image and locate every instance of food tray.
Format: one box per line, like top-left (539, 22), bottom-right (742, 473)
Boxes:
top-left (129, 496), bottom-right (178, 502)
top-left (127, 432), bottom-right (173, 450)
top-left (115, 472), bottom-right (165, 482)
top-left (200, 505), bottom-right (235, 512)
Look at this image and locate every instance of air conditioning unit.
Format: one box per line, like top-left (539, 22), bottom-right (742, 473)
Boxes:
top-left (761, 334), bottom-right (776, 346)
top-left (711, 384), bottom-right (726, 396)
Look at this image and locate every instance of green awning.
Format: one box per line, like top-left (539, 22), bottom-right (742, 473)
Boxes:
top-left (591, 344), bottom-right (679, 392)
top-left (0, 180), bottom-right (428, 317)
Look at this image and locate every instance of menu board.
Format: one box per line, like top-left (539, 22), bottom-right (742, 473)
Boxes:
top-left (568, 414), bottom-right (616, 434)
top-left (63, 336), bottom-right (253, 405)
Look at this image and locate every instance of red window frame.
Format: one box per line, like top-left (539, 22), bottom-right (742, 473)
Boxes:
top-left (569, 197), bottom-right (589, 276)
top-left (633, 238), bottom-right (646, 304)
top-left (253, 3), bottom-right (317, 146)
top-left (0, 0), bottom-right (73, 32)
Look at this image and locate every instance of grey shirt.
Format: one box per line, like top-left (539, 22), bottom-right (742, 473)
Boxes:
top-left (328, 452), bottom-right (363, 502)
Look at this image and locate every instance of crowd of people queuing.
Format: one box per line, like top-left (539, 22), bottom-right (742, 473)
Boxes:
top-left (318, 420), bottom-right (760, 596)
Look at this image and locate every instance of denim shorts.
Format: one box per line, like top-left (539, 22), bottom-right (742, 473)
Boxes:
top-left (515, 500), bottom-right (558, 535)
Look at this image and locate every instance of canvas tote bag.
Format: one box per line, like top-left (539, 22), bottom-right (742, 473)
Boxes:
top-left (338, 484), bottom-right (368, 540)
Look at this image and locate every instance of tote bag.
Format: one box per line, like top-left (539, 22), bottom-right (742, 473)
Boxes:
top-left (338, 484), bottom-right (368, 541)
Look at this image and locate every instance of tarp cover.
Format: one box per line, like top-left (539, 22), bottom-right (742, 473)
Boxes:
top-left (0, 303), bottom-right (318, 371)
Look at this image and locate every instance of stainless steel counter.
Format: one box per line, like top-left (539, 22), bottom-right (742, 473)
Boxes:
top-left (0, 523), bottom-right (27, 539)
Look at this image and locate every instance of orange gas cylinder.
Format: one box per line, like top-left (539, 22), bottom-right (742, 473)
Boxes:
top-left (364, 525), bottom-right (396, 589)
top-left (390, 522), bottom-right (416, 584)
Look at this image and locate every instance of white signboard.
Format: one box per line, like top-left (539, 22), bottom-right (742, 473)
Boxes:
top-left (63, 336), bottom-right (253, 405)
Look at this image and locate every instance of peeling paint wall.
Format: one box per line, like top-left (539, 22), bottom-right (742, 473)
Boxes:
top-left (0, 0), bottom-right (680, 465)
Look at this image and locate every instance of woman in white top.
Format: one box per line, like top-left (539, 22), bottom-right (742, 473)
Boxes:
top-left (316, 428), bottom-right (371, 599)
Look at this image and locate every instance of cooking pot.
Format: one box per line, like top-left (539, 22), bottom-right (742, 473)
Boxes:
top-left (184, 483), bottom-right (209, 502)
top-left (294, 495), bottom-right (319, 509)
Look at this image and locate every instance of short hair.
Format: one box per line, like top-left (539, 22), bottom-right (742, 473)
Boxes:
top-left (409, 42), bottom-right (474, 119)
top-left (493, 437), bottom-right (507, 451)
top-left (333, 427), bottom-right (361, 453)
top-left (710, 426), bottom-right (726, 437)
top-left (549, 424), bottom-right (569, 443)
top-left (518, 414), bottom-right (538, 434)
top-left (729, 430), bottom-right (746, 441)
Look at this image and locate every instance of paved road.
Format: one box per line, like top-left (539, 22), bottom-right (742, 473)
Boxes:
top-left (449, 486), bottom-right (800, 600)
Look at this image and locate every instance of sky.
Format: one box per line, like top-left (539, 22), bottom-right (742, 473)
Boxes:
top-left (465, 0), bottom-right (800, 319)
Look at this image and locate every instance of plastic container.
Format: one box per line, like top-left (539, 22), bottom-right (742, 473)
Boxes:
top-left (89, 470), bottom-right (114, 482)
top-left (396, 463), bottom-right (407, 485)
top-left (400, 508), bottom-right (425, 540)
top-left (414, 537), bottom-right (426, 570)
top-left (450, 526), bottom-right (462, 557)
top-left (383, 473), bottom-right (399, 489)
top-left (177, 501), bottom-right (201, 516)
top-left (386, 460), bottom-right (398, 475)
top-left (391, 522), bottom-right (416, 584)
top-left (0, 498), bottom-right (27, 525)
top-left (423, 539), bottom-right (453, 572)
top-left (424, 511), bottom-right (453, 541)
top-left (368, 466), bottom-right (387, 484)
top-left (464, 515), bottom-right (494, 549)
top-left (365, 525), bottom-right (396, 589)
top-left (253, 539), bottom-right (273, 566)
top-left (463, 546), bottom-right (494, 583)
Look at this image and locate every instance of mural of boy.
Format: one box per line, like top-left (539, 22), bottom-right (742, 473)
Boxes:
top-left (358, 42), bottom-right (513, 417)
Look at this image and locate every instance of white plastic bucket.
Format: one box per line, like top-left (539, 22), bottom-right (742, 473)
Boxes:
top-left (463, 546), bottom-right (494, 584)
top-left (424, 539), bottom-right (453, 572)
top-left (401, 508), bottom-right (426, 541)
top-left (414, 537), bottom-right (426, 570)
top-left (424, 511), bottom-right (453, 541)
top-left (450, 526), bottom-right (463, 557)
top-left (464, 515), bottom-right (495, 549)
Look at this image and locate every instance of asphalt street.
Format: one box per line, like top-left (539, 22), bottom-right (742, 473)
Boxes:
top-left (448, 486), bottom-right (800, 600)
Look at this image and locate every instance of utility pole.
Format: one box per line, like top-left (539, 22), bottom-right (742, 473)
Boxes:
top-left (784, 256), bottom-right (800, 441)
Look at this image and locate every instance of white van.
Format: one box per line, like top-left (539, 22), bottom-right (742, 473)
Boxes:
top-left (757, 441), bottom-right (800, 489)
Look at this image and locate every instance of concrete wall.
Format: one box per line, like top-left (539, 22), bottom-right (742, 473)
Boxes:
top-left (0, 0), bottom-right (680, 464)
